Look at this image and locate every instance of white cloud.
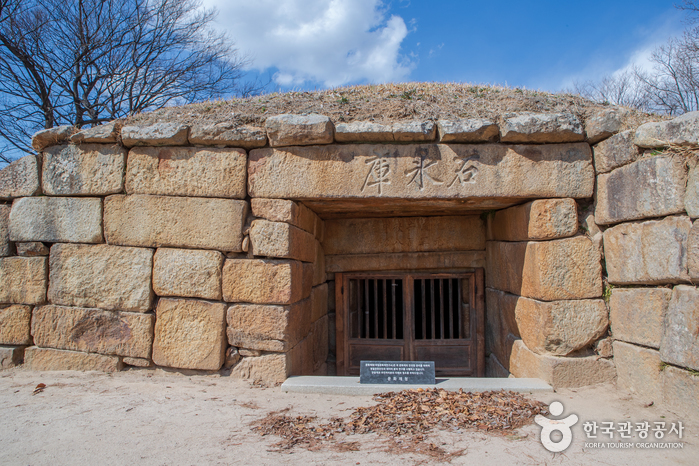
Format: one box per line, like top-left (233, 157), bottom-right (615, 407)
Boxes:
top-left (203, 0), bottom-right (414, 87)
top-left (557, 11), bottom-right (683, 91)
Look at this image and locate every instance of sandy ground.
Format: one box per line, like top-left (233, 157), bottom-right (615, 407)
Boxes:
top-left (0, 367), bottom-right (696, 465)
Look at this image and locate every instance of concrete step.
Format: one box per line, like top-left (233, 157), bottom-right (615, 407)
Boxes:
top-left (281, 376), bottom-right (552, 395)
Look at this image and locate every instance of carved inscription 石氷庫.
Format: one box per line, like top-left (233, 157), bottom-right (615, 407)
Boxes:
top-left (362, 152), bottom-right (392, 194)
top-left (449, 153), bottom-right (479, 188)
top-left (405, 148), bottom-right (443, 190)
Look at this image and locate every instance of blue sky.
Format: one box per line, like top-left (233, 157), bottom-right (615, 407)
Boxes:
top-left (204, 0), bottom-right (686, 93)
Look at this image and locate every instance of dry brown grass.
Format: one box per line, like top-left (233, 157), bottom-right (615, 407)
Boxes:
top-left (126, 82), bottom-right (665, 131)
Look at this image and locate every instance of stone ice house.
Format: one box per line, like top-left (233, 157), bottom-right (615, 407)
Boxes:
top-left (0, 105), bottom-right (697, 412)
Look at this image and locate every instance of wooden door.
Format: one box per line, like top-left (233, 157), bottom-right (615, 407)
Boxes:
top-left (335, 270), bottom-right (484, 377)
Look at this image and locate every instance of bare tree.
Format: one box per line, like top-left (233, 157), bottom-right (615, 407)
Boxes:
top-left (574, 2), bottom-right (699, 115)
top-left (573, 69), bottom-right (652, 111)
top-left (0, 0), bottom-right (249, 161)
top-left (634, 30), bottom-right (699, 114)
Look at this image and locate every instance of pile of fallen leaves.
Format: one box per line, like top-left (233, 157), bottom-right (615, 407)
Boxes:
top-left (251, 388), bottom-right (547, 455)
top-left (345, 388), bottom-right (546, 434)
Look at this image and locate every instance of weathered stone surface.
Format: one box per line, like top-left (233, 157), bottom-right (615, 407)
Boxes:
top-left (662, 365), bottom-right (699, 415)
top-left (326, 251), bottom-right (486, 272)
top-left (604, 216), bottom-right (692, 285)
top-left (32, 305), bottom-right (153, 358)
top-left (104, 194), bottom-right (246, 252)
top-left (265, 114), bottom-right (333, 147)
top-left (485, 289), bottom-right (520, 366)
top-left (0, 155), bottom-right (40, 199)
top-left (311, 284), bottom-right (328, 322)
top-left (42, 144), bottom-right (125, 195)
top-left (634, 111), bottom-right (699, 148)
top-left (312, 314), bottom-right (329, 371)
top-left (595, 155), bottom-right (687, 225)
top-left (121, 123), bottom-right (189, 147)
top-left (24, 346), bottom-right (122, 372)
top-left (327, 281), bottom-right (336, 313)
top-left (0, 204), bottom-right (10, 256)
top-left (9, 197), bottom-right (103, 243)
top-left (250, 199), bottom-right (317, 234)
top-left (226, 299), bottom-right (310, 352)
top-left (48, 244), bottom-right (153, 312)
top-left (687, 160), bottom-right (699, 218)
top-left (189, 123), bottom-right (267, 148)
top-left (585, 108), bottom-right (622, 144)
top-left (661, 285), bottom-right (699, 371)
top-left (486, 354), bottom-right (510, 378)
top-left (123, 357), bottom-right (152, 367)
top-left (500, 113), bottom-right (585, 143)
top-left (592, 130), bottom-right (639, 174)
top-left (0, 346), bottom-right (24, 368)
top-left (302, 263), bottom-right (314, 299)
top-left (238, 348), bottom-right (262, 357)
top-left (610, 288), bottom-right (670, 348)
top-left (334, 121), bottom-right (394, 143)
top-left (223, 347), bottom-right (240, 369)
top-left (125, 146), bottom-right (247, 198)
top-left (515, 297), bottom-right (608, 356)
top-left (437, 119), bottom-right (498, 142)
top-left (487, 199), bottom-right (577, 241)
top-left (613, 341), bottom-right (662, 402)
top-left (0, 257), bottom-right (47, 305)
top-left (486, 236), bottom-right (602, 300)
top-left (31, 125), bottom-right (76, 151)
top-left (312, 240), bottom-right (325, 286)
top-left (231, 353), bottom-right (289, 385)
top-left (152, 298), bottom-right (226, 370)
top-left (153, 248), bottom-right (223, 300)
top-left (0, 305), bottom-right (32, 345)
top-left (581, 210), bottom-right (604, 254)
top-left (392, 121), bottom-right (436, 142)
top-left (595, 337), bottom-right (613, 358)
top-left (249, 220), bottom-right (316, 262)
top-left (289, 336), bottom-right (313, 375)
top-left (315, 217), bottom-right (325, 243)
top-left (324, 216), bottom-right (485, 255)
top-left (334, 121), bottom-right (436, 143)
top-left (248, 143), bottom-right (595, 200)
top-left (70, 122), bottom-right (118, 144)
top-left (16, 242), bottom-right (49, 256)
top-left (222, 259), bottom-right (309, 304)
top-left (690, 220), bottom-right (699, 279)
top-left (509, 340), bottom-right (616, 388)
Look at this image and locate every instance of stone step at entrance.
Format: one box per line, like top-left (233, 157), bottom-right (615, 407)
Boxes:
top-left (281, 376), bottom-right (552, 396)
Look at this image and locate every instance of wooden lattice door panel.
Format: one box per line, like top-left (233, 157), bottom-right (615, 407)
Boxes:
top-left (335, 270), bottom-right (485, 377)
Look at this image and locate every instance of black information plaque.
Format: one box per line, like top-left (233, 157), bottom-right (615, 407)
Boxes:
top-left (359, 361), bottom-right (436, 384)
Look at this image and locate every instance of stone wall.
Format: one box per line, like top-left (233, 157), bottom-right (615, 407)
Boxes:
top-left (595, 116), bottom-right (699, 414)
top-left (0, 108), bottom-right (696, 411)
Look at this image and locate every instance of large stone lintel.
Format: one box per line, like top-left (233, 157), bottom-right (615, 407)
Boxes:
top-left (248, 143), bottom-right (594, 200)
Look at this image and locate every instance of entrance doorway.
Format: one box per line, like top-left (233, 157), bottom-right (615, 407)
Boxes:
top-left (335, 270), bottom-right (485, 377)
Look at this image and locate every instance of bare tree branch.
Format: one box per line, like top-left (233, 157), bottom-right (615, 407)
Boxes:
top-left (0, 0), bottom-right (249, 163)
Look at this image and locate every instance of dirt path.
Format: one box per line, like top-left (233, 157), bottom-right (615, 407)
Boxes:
top-left (0, 367), bottom-right (695, 465)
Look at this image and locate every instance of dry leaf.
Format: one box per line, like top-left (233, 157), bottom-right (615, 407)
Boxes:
top-left (32, 383), bottom-right (47, 395)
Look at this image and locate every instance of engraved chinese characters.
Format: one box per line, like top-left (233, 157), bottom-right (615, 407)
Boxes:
top-left (362, 151), bottom-right (392, 194)
top-left (405, 148), bottom-right (443, 190)
top-left (247, 143), bottom-right (594, 200)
